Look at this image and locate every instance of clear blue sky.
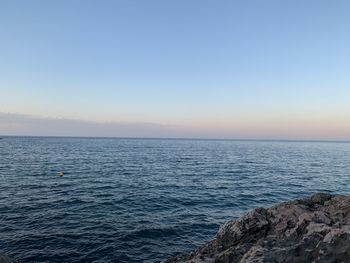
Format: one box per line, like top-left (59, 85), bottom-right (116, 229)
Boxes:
top-left (1, 0), bottom-right (350, 139)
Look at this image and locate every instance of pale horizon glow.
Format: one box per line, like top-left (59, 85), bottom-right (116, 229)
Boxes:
top-left (1, 112), bottom-right (350, 141)
top-left (1, 0), bottom-right (350, 140)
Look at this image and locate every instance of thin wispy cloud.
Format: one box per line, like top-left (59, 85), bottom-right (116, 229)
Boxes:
top-left (1, 112), bottom-right (349, 140)
top-left (0, 113), bottom-right (187, 138)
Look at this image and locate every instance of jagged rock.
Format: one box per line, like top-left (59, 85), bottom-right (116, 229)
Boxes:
top-left (166, 193), bottom-right (350, 263)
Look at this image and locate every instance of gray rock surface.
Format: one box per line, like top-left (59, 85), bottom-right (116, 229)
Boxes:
top-left (166, 193), bottom-right (350, 263)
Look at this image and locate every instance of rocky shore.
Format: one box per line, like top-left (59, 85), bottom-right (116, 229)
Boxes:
top-left (166, 193), bottom-right (350, 263)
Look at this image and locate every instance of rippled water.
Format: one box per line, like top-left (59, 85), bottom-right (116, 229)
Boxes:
top-left (0, 137), bottom-right (350, 262)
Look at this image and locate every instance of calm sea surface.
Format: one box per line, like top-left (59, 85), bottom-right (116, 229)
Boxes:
top-left (0, 137), bottom-right (350, 262)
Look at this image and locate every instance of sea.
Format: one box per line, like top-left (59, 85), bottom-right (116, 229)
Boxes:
top-left (0, 137), bottom-right (350, 262)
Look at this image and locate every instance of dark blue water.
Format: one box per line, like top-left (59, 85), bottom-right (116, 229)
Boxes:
top-left (0, 137), bottom-right (350, 262)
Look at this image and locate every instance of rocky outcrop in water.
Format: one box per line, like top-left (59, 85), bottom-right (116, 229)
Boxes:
top-left (166, 193), bottom-right (350, 263)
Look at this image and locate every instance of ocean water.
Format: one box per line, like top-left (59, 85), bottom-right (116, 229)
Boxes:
top-left (0, 137), bottom-right (350, 262)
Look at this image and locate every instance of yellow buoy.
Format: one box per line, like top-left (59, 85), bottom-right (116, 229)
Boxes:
top-left (58, 171), bottom-right (64, 177)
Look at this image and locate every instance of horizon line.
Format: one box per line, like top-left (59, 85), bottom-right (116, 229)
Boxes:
top-left (1, 135), bottom-right (349, 144)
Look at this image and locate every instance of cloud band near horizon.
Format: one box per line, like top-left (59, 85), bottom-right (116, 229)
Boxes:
top-left (1, 112), bottom-right (349, 141)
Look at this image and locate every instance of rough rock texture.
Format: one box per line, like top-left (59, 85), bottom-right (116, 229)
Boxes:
top-left (166, 193), bottom-right (350, 263)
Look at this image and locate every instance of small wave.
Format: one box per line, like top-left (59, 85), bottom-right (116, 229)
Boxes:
top-left (122, 227), bottom-right (180, 241)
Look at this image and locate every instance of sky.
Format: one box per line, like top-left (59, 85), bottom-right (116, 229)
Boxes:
top-left (1, 0), bottom-right (350, 140)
